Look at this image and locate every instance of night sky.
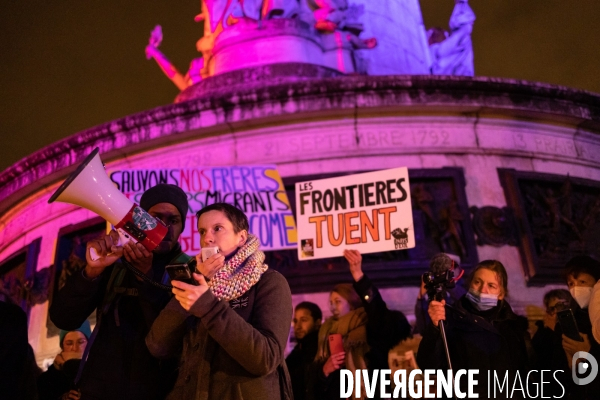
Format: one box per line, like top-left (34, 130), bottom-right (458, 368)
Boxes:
top-left (1, 1), bottom-right (599, 173)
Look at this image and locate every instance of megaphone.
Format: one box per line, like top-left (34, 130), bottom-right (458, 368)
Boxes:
top-left (48, 148), bottom-right (168, 259)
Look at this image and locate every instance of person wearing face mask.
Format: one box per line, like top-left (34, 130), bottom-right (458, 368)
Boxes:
top-left (146, 203), bottom-right (293, 400)
top-left (561, 256), bottom-right (600, 359)
top-left (549, 255), bottom-right (600, 399)
top-left (417, 259), bottom-right (531, 398)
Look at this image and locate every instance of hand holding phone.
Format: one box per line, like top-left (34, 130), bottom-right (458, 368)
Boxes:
top-left (201, 246), bottom-right (220, 262)
top-left (328, 333), bottom-right (344, 355)
top-left (557, 309), bottom-right (583, 342)
top-left (166, 263), bottom-right (199, 286)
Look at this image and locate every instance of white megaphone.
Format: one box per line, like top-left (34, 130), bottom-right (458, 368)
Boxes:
top-left (48, 148), bottom-right (168, 260)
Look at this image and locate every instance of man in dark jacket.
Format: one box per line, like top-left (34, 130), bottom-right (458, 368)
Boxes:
top-left (49, 184), bottom-right (188, 400)
top-left (286, 301), bottom-right (322, 400)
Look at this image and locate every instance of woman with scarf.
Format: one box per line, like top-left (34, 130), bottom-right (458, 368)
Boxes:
top-left (146, 203), bottom-right (293, 400)
top-left (309, 280), bottom-right (370, 399)
top-left (417, 259), bottom-right (531, 398)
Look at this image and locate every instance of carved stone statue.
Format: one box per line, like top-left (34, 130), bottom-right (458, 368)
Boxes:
top-left (538, 186), bottom-right (582, 241)
top-left (262, 0), bottom-right (300, 19)
top-left (412, 183), bottom-right (435, 224)
top-left (145, 25), bottom-right (203, 90)
top-left (203, 0), bottom-right (299, 31)
top-left (428, 0), bottom-right (475, 76)
top-left (308, 0), bottom-right (376, 49)
top-left (439, 200), bottom-right (466, 256)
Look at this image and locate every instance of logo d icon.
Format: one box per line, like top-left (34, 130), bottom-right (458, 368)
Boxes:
top-left (572, 351), bottom-right (598, 385)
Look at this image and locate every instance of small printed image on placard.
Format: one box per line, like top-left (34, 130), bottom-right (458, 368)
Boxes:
top-left (391, 226), bottom-right (410, 249)
top-left (301, 239), bottom-right (314, 258)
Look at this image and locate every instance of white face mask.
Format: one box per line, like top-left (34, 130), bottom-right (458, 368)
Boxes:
top-left (466, 289), bottom-right (499, 311)
top-left (570, 286), bottom-right (593, 309)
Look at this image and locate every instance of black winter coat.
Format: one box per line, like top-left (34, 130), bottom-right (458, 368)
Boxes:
top-left (286, 330), bottom-right (319, 400)
top-left (548, 307), bottom-right (600, 400)
top-left (417, 296), bottom-right (530, 399)
top-left (49, 245), bottom-right (181, 400)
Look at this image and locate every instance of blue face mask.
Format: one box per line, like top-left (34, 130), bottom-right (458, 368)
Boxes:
top-left (466, 289), bottom-right (499, 311)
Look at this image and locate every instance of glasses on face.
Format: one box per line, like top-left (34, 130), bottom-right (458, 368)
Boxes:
top-left (546, 300), bottom-right (569, 315)
top-left (154, 216), bottom-right (181, 228)
top-left (64, 339), bottom-right (88, 348)
top-left (546, 306), bottom-right (558, 315)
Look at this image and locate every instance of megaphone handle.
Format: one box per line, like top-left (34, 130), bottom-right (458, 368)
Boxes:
top-left (88, 228), bottom-right (133, 261)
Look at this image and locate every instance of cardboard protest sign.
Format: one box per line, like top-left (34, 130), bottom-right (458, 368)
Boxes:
top-left (295, 167), bottom-right (414, 260)
top-left (109, 166), bottom-right (297, 254)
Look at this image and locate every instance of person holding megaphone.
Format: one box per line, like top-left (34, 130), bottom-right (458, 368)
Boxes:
top-left (50, 183), bottom-right (189, 400)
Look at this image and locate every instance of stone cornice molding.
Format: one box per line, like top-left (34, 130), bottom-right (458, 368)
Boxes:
top-left (1, 74), bottom-right (599, 215)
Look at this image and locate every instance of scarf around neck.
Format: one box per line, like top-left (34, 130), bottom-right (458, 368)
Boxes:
top-left (316, 307), bottom-right (368, 362)
top-left (208, 233), bottom-right (268, 301)
top-left (316, 308), bottom-right (370, 400)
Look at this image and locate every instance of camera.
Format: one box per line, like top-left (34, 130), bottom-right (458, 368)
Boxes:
top-left (422, 269), bottom-right (456, 302)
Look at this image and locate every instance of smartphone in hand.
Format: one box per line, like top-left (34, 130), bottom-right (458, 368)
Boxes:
top-left (557, 309), bottom-right (583, 342)
top-left (166, 263), bottom-right (199, 286)
top-left (201, 246), bottom-right (220, 262)
top-left (328, 333), bottom-right (344, 355)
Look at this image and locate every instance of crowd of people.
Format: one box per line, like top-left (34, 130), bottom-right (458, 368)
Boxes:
top-left (1, 183), bottom-right (600, 399)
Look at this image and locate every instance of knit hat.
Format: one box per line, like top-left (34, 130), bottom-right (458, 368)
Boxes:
top-left (140, 184), bottom-right (189, 229)
top-left (59, 320), bottom-right (92, 348)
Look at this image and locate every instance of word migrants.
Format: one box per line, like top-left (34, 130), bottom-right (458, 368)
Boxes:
top-left (110, 166), bottom-right (297, 253)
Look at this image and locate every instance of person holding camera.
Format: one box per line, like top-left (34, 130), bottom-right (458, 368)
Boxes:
top-left (49, 184), bottom-right (188, 399)
top-left (417, 259), bottom-right (530, 397)
top-left (549, 256), bottom-right (600, 399)
top-left (145, 203), bottom-right (293, 400)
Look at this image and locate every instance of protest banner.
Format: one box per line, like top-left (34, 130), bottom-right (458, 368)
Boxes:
top-left (295, 167), bottom-right (414, 260)
top-left (108, 166), bottom-right (297, 254)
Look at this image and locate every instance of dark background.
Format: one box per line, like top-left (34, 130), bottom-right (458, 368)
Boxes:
top-left (1, 0), bottom-right (598, 172)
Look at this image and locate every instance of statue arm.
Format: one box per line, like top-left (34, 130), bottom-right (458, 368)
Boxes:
top-left (145, 45), bottom-right (189, 91)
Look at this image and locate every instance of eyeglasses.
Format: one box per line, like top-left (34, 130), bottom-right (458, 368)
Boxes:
top-left (546, 306), bottom-right (559, 314)
top-left (64, 338), bottom-right (88, 347)
top-left (546, 300), bottom-right (569, 314)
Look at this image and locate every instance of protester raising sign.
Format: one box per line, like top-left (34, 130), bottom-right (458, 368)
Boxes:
top-left (295, 168), bottom-right (414, 260)
top-left (109, 166), bottom-right (297, 254)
